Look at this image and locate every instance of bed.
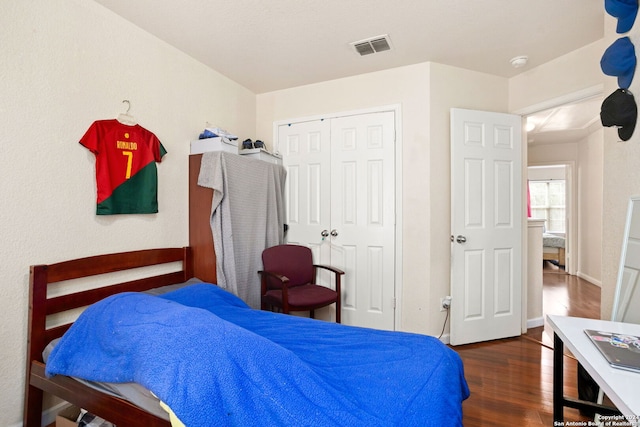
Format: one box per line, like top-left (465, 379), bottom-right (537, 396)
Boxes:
top-left (543, 232), bottom-right (566, 267)
top-left (23, 247), bottom-right (469, 427)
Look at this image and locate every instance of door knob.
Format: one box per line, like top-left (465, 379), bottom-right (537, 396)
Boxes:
top-left (321, 230), bottom-right (329, 237)
top-left (330, 229), bottom-right (338, 237)
top-left (456, 235), bottom-right (467, 244)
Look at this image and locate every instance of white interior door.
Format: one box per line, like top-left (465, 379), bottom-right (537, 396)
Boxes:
top-left (450, 108), bottom-right (523, 345)
top-left (278, 110), bottom-right (396, 330)
top-left (330, 112), bottom-right (396, 330)
top-left (278, 120), bottom-right (331, 266)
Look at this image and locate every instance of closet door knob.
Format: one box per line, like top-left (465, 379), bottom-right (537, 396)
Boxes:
top-left (330, 229), bottom-right (339, 237)
top-left (321, 230), bottom-right (329, 237)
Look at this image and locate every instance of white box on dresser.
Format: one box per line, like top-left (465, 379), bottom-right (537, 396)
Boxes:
top-left (190, 137), bottom-right (238, 155)
top-left (238, 148), bottom-right (283, 165)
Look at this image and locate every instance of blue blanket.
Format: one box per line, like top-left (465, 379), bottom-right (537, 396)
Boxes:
top-left (47, 284), bottom-right (469, 426)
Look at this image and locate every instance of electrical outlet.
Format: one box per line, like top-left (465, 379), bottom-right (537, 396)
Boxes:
top-left (440, 296), bottom-right (452, 311)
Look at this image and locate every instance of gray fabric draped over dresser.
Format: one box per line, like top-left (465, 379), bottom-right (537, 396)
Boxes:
top-left (198, 151), bottom-right (286, 309)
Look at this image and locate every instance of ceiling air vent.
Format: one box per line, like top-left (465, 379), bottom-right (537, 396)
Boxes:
top-left (350, 34), bottom-right (392, 56)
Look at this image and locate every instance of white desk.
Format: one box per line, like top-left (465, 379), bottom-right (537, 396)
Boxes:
top-left (548, 315), bottom-right (640, 424)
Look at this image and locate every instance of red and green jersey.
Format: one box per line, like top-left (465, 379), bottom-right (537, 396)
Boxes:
top-left (80, 120), bottom-right (167, 215)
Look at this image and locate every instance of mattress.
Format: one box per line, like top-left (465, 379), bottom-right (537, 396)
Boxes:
top-left (543, 232), bottom-right (565, 248)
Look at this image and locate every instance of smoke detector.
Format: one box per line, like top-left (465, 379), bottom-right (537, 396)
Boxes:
top-left (510, 55), bottom-right (529, 68)
top-left (350, 34), bottom-right (392, 56)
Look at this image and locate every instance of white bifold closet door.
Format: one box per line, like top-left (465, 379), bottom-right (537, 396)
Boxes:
top-left (278, 111), bottom-right (396, 330)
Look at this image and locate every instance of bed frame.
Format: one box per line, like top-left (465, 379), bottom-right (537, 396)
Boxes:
top-left (23, 247), bottom-right (193, 427)
top-left (543, 246), bottom-right (566, 267)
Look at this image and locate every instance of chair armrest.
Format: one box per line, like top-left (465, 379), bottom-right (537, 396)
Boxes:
top-left (258, 270), bottom-right (290, 282)
top-left (258, 270), bottom-right (293, 309)
top-left (258, 270), bottom-right (290, 290)
top-left (314, 264), bottom-right (345, 275)
top-left (313, 265), bottom-right (343, 303)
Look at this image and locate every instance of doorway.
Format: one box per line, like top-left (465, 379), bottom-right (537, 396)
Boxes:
top-left (528, 164), bottom-right (570, 273)
top-left (521, 88), bottom-right (604, 280)
top-left (519, 87), bottom-right (604, 329)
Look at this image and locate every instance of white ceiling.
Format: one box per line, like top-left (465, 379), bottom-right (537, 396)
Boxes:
top-left (94, 0), bottom-right (604, 94)
top-left (526, 96), bottom-right (604, 145)
top-left (93, 0), bottom-right (606, 142)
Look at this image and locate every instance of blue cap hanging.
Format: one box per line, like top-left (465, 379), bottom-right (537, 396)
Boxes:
top-left (605, 0), bottom-right (639, 33)
top-left (601, 36), bottom-right (637, 89)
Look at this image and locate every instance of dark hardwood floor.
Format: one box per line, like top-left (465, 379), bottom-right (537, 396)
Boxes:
top-left (456, 262), bottom-right (602, 426)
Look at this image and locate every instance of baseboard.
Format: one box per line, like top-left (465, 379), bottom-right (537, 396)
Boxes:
top-left (527, 316), bottom-right (544, 329)
top-left (576, 271), bottom-right (601, 287)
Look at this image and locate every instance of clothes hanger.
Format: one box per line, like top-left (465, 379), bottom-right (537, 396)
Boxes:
top-left (117, 100), bottom-right (137, 125)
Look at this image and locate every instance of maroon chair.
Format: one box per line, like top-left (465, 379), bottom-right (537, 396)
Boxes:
top-left (259, 244), bottom-right (344, 323)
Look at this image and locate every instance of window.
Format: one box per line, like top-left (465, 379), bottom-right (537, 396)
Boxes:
top-left (529, 180), bottom-right (565, 233)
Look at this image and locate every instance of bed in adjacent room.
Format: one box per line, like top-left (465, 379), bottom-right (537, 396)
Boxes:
top-left (23, 247), bottom-right (469, 427)
top-left (543, 232), bottom-right (566, 267)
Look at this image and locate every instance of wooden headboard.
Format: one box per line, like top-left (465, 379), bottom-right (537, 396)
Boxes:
top-left (23, 247), bottom-right (191, 427)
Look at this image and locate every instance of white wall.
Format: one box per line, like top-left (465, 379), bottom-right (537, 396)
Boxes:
top-left (258, 63), bottom-right (433, 334)
top-left (509, 40), bottom-right (605, 113)
top-left (257, 62), bottom-right (509, 337)
top-left (578, 129), bottom-right (604, 285)
top-left (427, 64), bottom-right (509, 335)
top-left (0, 1), bottom-right (255, 425)
top-left (529, 142), bottom-right (579, 164)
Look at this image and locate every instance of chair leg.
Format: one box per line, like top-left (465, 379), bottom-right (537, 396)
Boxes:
top-left (309, 309), bottom-right (315, 319)
top-left (335, 300), bottom-right (341, 324)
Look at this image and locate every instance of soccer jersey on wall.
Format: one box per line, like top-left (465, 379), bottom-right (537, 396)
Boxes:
top-left (80, 119), bottom-right (167, 215)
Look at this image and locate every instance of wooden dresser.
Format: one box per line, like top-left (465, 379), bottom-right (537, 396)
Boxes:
top-left (188, 154), bottom-right (217, 283)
